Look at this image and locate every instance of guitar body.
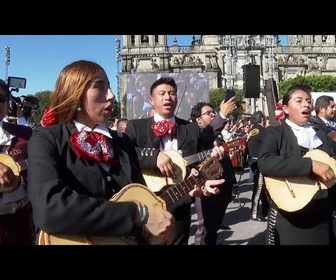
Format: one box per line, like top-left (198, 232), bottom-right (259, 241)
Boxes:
top-left (224, 137), bottom-right (247, 169)
top-left (328, 131), bottom-right (336, 142)
top-left (0, 153), bottom-right (26, 193)
top-left (39, 156), bottom-right (223, 245)
top-left (264, 149), bottom-right (336, 212)
top-left (142, 150), bottom-right (187, 192)
top-left (142, 138), bottom-right (245, 192)
top-left (39, 183), bottom-right (166, 245)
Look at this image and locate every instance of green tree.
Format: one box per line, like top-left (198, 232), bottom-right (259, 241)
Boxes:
top-left (30, 90), bottom-right (121, 124)
top-left (111, 100), bottom-right (120, 118)
top-left (279, 75), bottom-right (336, 100)
top-left (31, 90), bottom-right (52, 123)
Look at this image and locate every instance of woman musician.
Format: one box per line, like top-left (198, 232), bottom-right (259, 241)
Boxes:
top-left (258, 84), bottom-right (336, 245)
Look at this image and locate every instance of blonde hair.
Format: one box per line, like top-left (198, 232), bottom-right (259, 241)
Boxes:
top-left (50, 60), bottom-right (103, 124)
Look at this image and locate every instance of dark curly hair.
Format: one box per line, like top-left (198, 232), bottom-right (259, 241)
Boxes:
top-left (189, 101), bottom-right (214, 122)
top-left (251, 110), bottom-right (266, 125)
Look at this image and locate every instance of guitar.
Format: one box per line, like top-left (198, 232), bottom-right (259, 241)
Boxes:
top-left (142, 137), bottom-right (246, 192)
top-left (264, 149), bottom-right (336, 212)
top-left (0, 153), bottom-right (28, 193)
top-left (328, 130), bottom-right (336, 142)
top-left (38, 156), bottom-right (223, 245)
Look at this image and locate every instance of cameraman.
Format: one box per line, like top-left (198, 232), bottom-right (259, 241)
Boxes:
top-left (0, 79), bottom-right (37, 244)
top-left (5, 103), bottom-right (28, 126)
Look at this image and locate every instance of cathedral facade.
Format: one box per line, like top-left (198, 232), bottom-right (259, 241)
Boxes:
top-left (119, 35), bottom-right (336, 118)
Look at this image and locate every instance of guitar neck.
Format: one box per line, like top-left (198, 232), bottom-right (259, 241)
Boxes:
top-left (159, 171), bottom-right (208, 210)
top-left (183, 150), bottom-right (211, 166)
top-left (182, 138), bottom-right (245, 166)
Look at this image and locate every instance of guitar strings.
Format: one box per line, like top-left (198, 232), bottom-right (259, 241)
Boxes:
top-left (159, 172), bottom-right (207, 209)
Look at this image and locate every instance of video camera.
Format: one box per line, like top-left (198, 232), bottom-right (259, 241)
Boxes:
top-left (6, 76), bottom-right (40, 119)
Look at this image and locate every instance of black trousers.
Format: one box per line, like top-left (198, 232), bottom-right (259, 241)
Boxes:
top-left (250, 162), bottom-right (269, 219)
top-left (170, 200), bottom-right (193, 245)
top-left (194, 181), bottom-right (233, 245)
top-left (0, 203), bottom-right (37, 245)
top-left (194, 154), bottom-right (236, 245)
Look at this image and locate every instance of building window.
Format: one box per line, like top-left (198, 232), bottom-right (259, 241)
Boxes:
top-left (141, 35), bottom-right (149, 44)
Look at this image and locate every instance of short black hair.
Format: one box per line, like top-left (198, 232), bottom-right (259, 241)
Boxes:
top-left (282, 84), bottom-right (311, 106)
top-left (314, 95), bottom-right (334, 115)
top-left (150, 76), bottom-right (177, 96)
top-left (251, 110), bottom-right (265, 124)
top-left (189, 101), bottom-right (213, 122)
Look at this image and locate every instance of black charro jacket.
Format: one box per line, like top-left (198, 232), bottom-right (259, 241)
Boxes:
top-left (125, 114), bottom-right (228, 211)
top-left (27, 123), bottom-right (146, 237)
top-left (258, 121), bottom-right (335, 177)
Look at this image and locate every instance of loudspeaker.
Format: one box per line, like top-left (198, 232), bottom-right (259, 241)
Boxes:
top-left (243, 64), bottom-right (260, 98)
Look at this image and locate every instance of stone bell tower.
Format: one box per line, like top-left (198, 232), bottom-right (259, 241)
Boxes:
top-left (119, 35), bottom-right (171, 117)
top-left (121, 35), bottom-right (169, 73)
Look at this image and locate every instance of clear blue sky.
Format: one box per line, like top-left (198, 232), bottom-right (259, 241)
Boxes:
top-left (0, 35), bottom-right (287, 99)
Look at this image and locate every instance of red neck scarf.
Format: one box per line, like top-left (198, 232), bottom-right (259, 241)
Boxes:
top-left (151, 120), bottom-right (176, 139)
top-left (69, 130), bottom-right (117, 164)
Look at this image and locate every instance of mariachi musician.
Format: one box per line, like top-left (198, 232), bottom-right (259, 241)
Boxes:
top-left (309, 95), bottom-right (336, 152)
top-left (0, 79), bottom-right (37, 245)
top-left (125, 76), bottom-right (236, 245)
top-left (247, 110), bottom-right (269, 221)
top-left (189, 101), bottom-right (239, 244)
top-left (224, 114), bottom-right (249, 170)
top-left (258, 84), bottom-right (336, 245)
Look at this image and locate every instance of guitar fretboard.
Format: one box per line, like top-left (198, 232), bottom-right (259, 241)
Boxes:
top-left (184, 150), bottom-right (211, 166)
top-left (183, 138), bottom-right (246, 167)
top-left (159, 171), bottom-right (208, 209)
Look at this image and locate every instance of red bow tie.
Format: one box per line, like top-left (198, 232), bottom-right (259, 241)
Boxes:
top-left (69, 130), bottom-right (118, 164)
top-left (151, 120), bottom-right (176, 138)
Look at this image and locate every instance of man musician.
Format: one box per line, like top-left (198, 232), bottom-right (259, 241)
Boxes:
top-left (0, 79), bottom-right (36, 244)
top-left (247, 110), bottom-right (269, 221)
top-left (310, 95), bottom-right (336, 149)
top-left (125, 76), bottom-right (236, 245)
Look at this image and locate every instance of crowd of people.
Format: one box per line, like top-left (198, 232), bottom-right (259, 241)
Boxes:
top-left (1, 59), bottom-right (336, 245)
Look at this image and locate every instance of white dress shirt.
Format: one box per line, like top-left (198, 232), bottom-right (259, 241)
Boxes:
top-left (286, 119), bottom-right (323, 150)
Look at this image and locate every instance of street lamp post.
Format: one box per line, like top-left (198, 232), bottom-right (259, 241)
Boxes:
top-left (115, 36), bottom-right (121, 116)
top-left (264, 35), bottom-right (277, 79)
top-left (220, 35), bottom-right (236, 89)
top-left (242, 35), bottom-right (256, 113)
top-left (4, 45), bottom-right (10, 81)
